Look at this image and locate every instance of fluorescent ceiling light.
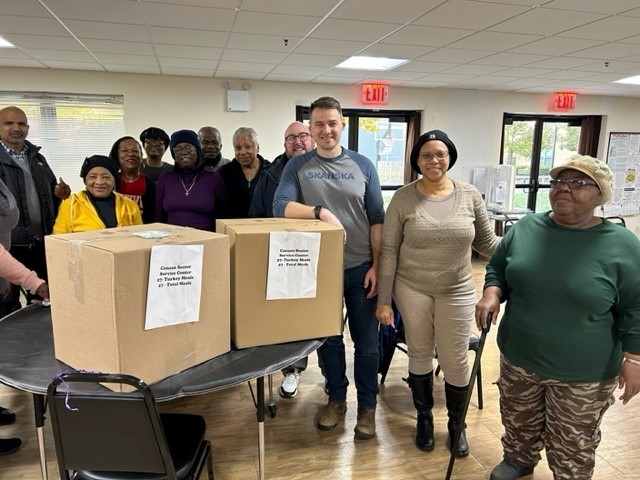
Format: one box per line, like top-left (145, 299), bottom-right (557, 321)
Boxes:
top-left (612, 75), bottom-right (640, 85)
top-left (0, 36), bottom-right (15, 48)
top-left (335, 56), bottom-right (409, 71)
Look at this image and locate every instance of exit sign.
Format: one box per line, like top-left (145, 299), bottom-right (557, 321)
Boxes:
top-left (362, 83), bottom-right (389, 104)
top-left (554, 92), bottom-right (576, 110)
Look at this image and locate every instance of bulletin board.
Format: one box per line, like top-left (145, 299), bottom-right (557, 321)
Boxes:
top-left (603, 132), bottom-right (640, 217)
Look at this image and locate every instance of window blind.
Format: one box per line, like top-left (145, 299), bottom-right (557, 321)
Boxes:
top-left (0, 92), bottom-right (126, 193)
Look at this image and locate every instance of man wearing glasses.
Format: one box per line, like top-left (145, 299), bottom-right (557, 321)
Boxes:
top-left (140, 127), bottom-right (173, 182)
top-left (249, 122), bottom-right (316, 398)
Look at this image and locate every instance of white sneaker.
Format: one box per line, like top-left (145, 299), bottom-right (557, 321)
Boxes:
top-left (279, 371), bottom-right (300, 398)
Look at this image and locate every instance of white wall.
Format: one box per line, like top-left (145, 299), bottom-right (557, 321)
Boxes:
top-left (2, 66), bottom-right (640, 173)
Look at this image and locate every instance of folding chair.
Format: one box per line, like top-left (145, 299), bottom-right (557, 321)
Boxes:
top-left (47, 371), bottom-right (214, 480)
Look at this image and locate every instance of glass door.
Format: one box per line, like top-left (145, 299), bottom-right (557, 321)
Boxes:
top-left (502, 115), bottom-right (583, 212)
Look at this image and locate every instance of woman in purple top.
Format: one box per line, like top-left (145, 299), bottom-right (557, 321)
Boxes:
top-left (155, 129), bottom-right (227, 231)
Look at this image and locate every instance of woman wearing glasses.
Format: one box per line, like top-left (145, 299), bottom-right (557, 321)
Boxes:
top-left (154, 130), bottom-right (227, 231)
top-left (377, 130), bottom-right (499, 457)
top-left (218, 127), bottom-right (270, 218)
top-left (476, 155), bottom-right (640, 480)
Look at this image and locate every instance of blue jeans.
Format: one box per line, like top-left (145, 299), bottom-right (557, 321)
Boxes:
top-left (318, 261), bottom-right (379, 409)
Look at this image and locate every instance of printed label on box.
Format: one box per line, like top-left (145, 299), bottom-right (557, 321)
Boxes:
top-left (145, 244), bottom-right (204, 329)
top-left (266, 231), bottom-right (321, 300)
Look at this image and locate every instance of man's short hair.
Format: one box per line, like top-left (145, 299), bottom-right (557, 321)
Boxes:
top-left (310, 96), bottom-right (342, 118)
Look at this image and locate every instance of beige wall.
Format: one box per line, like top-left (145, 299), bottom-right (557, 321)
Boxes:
top-left (2, 66), bottom-right (640, 173)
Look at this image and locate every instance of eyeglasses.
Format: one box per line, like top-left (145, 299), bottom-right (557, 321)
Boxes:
top-left (549, 179), bottom-right (597, 190)
top-left (144, 139), bottom-right (165, 146)
top-left (173, 145), bottom-right (196, 154)
top-left (419, 151), bottom-right (449, 161)
top-left (285, 132), bottom-right (311, 144)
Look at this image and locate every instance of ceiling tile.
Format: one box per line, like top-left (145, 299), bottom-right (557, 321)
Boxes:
top-left (415, 47), bottom-right (494, 63)
top-left (227, 33), bottom-right (299, 52)
top-left (239, 0), bottom-right (338, 16)
top-left (393, 61), bottom-right (458, 73)
top-left (525, 56), bottom-right (595, 69)
top-left (332, 0), bottom-right (441, 24)
top-left (472, 52), bottom-right (552, 67)
top-left (568, 42), bottom-right (640, 60)
top-left (360, 44), bottom-right (435, 60)
top-left (281, 54), bottom-right (347, 67)
top-left (509, 37), bottom-right (605, 56)
top-left (22, 48), bottom-right (96, 62)
top-left (46, 0), bottom-right (144, 24)
top-left (2, 34), bottom-right (84, 51)
top-left (141, 3), bottom-right (236, 30)
top-left (64, 20), bottom-right (151, 42)
top-left (310, 19), bottom-right (402, 42)
top-left (295, 38), bottom-right (370, 56)
top-left (160, 56), bottom-right (218, 69)
top-left (94, 53), bottom-right (158, 66)
top-left (264, 73), bottom-right (317, 82)
top-left (0, 15), bottom-right (69, 36)
top-left (413, 0), bottom-right (530, 30)
top-left (156, 44), bottom-right (222, 60)
top-left (271, 65), bottom-right (330, 76)
top-left (233, 11), bottom-right (322, 36)
top-left (149, 27), bottom-right (227, 47)
top-left (558, 16), bottom-right (640, 42)
top-left (221, 49), bottom-right (286, 64)
top-left (2, 0), bottom-right (51, 17)
top-left (440, 64), bottom-right (509, 75)
top-left (382, 25), bottom-right (473, 47)
top-left (448, 31), bottom-right (543, 51)
top-left (217, 60), bottom-right (274, 73)
top-left (488, 7), bottom-right (604, 36)
top-left (544, 0), bottom-right (640, 15)
top-left (81, 39), bottom-right (155, 55)
top-left (0, 58), bottom-right (46, 68)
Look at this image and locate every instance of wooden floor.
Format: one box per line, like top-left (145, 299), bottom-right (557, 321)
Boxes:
top-left (1, 259), bottom-right (639, 479)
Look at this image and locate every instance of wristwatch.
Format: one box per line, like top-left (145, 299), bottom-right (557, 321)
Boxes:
top-left (313, 205), bottom-right (323, 220)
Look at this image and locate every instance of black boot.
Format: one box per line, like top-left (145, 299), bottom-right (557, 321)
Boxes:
top-left (0, 437), bottom-right (22, 456)
top-left (407, 371), bottom-right (435, 451)
top-left (445, 382), bottom-right (469, 457)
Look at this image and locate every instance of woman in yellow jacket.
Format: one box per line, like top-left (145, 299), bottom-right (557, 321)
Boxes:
top-left (53, 155), bottom-right (142, 234)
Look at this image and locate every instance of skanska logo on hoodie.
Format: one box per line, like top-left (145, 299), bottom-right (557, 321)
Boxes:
top-left (306, 171), bottom-right (355, 180)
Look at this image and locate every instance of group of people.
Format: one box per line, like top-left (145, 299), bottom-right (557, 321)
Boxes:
top-left (0, 97), bottom-right (638, 480)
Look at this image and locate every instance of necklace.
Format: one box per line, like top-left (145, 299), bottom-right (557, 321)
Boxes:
top-left (179, 174), bottom-right (199, 197)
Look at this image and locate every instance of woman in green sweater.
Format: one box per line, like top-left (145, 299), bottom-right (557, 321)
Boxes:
top-left (377, 130), bottom-right (499, 457)
top-left (476, 155), bottom-right (640, 480)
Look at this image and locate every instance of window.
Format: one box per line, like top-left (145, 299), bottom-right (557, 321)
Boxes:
top-left (500, 113), bottom-right (601, 212)
top-left (0, 92), bottom-right (126, 193)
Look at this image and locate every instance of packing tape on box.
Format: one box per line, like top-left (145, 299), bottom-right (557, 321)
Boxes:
top-left (68, 240), bottom-right (86, 304)
top-left (65, 229), bottom-right (181, 304)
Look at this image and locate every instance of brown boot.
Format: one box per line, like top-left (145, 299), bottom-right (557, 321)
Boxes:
top-left (354, 408), bottom-right (376, 439)
top-left (315, 400), bottom-right (347, 431)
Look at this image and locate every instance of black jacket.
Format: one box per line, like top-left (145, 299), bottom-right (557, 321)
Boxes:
top-left (0, 140), bottom-right (59, 246)
top-left (218, 155), bottom-right (270, 218)
top-left (249, 152), bottom-right (288, 218)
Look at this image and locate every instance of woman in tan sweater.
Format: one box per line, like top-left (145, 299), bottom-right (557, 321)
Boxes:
top-left (376, 130), bottom-right (499, 457)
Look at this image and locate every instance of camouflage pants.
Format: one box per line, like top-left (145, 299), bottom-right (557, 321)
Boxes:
top-left (498, 355), bottom-right (616, 480)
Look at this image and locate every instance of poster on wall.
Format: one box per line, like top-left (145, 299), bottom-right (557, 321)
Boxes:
top-left (604, 132), bottom-right (640, 217)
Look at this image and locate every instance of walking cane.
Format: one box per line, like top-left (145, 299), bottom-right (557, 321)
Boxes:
top-left (444, 312), bottom-right (493, 480)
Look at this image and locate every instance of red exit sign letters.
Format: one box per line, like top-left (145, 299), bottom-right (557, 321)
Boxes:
top-left (362, 83), bottom-right (389, 104)
top-left (554, 92), bottom-right (576, 110)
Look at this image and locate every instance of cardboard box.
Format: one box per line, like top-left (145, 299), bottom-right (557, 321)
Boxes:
top-left (216, 218), bottom-right (344, 348)
top-left (45, 223), bottom-right (230, 387)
